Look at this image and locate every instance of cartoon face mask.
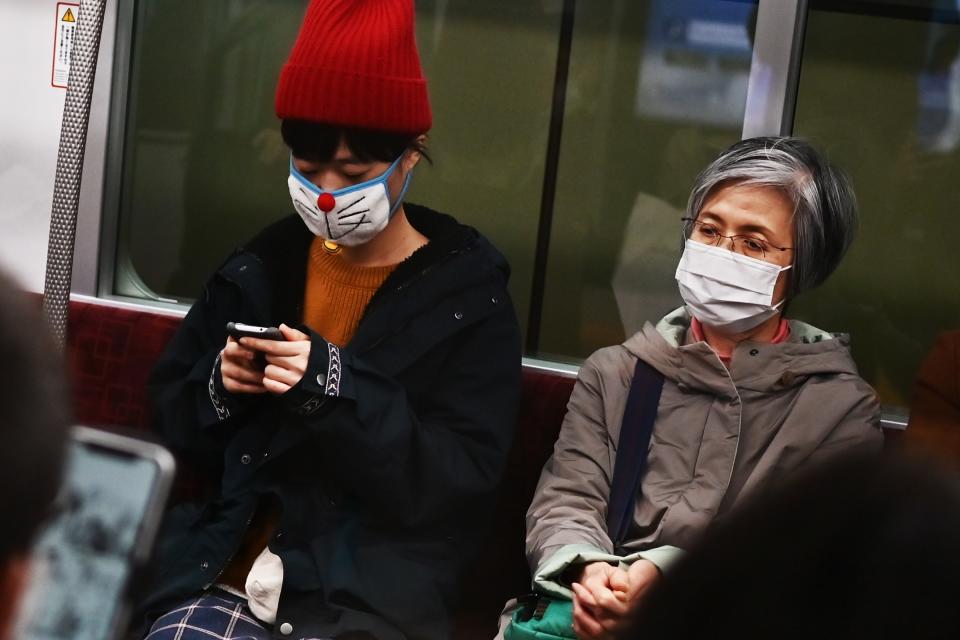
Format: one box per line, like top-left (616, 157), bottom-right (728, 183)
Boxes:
top-left (287, 155), bottom-right (412, 246)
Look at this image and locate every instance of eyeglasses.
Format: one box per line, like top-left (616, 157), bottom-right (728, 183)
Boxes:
top-left (681, 217), bottom-right (793, 261)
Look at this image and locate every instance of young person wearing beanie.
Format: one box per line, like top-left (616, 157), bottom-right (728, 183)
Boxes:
top-left (137, 2), bottom-right (522, 639)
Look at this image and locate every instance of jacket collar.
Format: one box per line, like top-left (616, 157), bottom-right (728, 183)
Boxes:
top-left (652, 307), bottom-right (842, 349)
top-left (233, 204), bottom-right (502, 324)
top-left (365, 204), bottom-right (484, 311)
top-left (624, 307), bottom-right (861, 395)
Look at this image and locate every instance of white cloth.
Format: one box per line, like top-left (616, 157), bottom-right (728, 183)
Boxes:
top-left (675, 239), bottom-right (789, 334)
top-left (244, 546), bottom-right (284, 624)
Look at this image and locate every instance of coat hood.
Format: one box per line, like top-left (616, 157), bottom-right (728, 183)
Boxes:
top-left (625, 307), bottom-right (861, 396)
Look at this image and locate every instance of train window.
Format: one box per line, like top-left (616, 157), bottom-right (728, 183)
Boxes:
top-left (791, 0), bottom-right (960, 406)
top-left (113, 1), bottom-right (308, 302)
top-left (532, 0), bottom-right (758, 361)
top-left (112, 0), bottom-right (561, 330)
top-left (407, 2), bottom-right (563, 348)
top-left (109, 0), bottom-right (759, 362)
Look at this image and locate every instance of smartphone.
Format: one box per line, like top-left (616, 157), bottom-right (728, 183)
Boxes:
top-left (226, 322), bottom-right (285, 341)
top-left (15, 426), bottom-right (176, 640)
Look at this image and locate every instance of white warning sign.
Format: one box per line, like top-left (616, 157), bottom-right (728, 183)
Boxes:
top-left (52, 3), bottom-right (80, 89)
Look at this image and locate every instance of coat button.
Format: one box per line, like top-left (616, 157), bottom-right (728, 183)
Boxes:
top-left (780, 371), bottom-right (796, 385)
top-left (491, 297), bottom-right (499, 305)
top-left (453, 311), bottom-right (464, 320)
top-left (240, 454), bottom-right (252, 465)
top-left (749, 348), bottom-right (760, 356)
top-left (316, 372), bottom-right (327, 387)
top-left (200, 561), bottom-right (209, 571)
top-left (279, 622), bottom-right (293, 635)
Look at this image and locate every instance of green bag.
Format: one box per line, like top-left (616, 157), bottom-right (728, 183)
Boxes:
top-left (504, 594), bottom-right (575, 640)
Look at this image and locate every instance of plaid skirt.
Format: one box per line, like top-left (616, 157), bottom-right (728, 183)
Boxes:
top-left (144, 591), bottom-right (329, 640)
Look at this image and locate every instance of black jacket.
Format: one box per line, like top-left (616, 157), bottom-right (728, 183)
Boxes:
top-left (140, 205), bottom-right (522, 640)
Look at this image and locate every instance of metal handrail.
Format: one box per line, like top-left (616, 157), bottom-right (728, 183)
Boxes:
top-left (42, 0), bottom-right (108, 350)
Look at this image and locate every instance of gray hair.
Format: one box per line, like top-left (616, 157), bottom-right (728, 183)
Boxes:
top-left (683, 136), bottom-right (857, 298)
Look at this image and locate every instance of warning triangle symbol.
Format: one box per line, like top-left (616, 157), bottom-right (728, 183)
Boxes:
top-left (62, 8), bottom-right (76, 23)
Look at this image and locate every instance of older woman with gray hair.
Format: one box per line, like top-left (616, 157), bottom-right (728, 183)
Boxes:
top-left (518, 137), bottom-right (882, 640)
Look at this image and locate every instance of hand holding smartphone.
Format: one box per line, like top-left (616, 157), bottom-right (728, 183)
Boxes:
top-left (222, 323), bottom-right (290, 394)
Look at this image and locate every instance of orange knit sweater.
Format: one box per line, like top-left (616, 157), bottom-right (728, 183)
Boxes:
top-left (302, 238), bottom-right (397, 346)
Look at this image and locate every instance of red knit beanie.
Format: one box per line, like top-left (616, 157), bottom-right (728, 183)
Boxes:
top-left (275, 0), bottom-right (432, 135)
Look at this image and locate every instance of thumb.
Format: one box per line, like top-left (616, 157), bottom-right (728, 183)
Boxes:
top-left (609, 568), bottom-right (630, 597)
top-left (279, 323), bottom-right (309, 341)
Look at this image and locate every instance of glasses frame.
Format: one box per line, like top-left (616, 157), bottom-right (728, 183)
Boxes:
top-left (681, 217), bottom-right (794, 259)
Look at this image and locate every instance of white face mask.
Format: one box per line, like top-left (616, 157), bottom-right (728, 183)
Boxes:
top-left (675, 239), bottom-right (792, 335)
top-left (287, 155), bottom-right (412, 246)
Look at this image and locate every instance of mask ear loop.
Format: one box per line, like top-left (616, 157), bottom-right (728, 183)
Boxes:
top-left (770, 263), bottom-right (793, 310)
top-left (289, 155), bottom-right (317, 193)
top-left (388, 162), bottom-right (414, 216)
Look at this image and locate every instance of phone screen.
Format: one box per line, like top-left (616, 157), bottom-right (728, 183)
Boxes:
top-left (16, 431), bottom-right (172, 640)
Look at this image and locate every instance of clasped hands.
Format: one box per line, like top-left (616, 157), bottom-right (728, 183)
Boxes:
top-left (571, 559), bottom-right (660, 640)
top-left (219, 324), bottom-right (311, 395)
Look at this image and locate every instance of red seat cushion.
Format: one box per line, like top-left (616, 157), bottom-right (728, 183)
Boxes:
top-left (67, 300), bottom-right (181, 430)
top-left (65, 300), bottom-right (215, 502)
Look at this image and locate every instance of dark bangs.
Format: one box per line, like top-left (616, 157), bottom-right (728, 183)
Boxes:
top-left (281, 120), bottom-right (429, 164)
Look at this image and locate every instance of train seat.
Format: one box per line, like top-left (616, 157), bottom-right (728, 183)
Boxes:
top-left (66, 298), bottom-right (911, 637)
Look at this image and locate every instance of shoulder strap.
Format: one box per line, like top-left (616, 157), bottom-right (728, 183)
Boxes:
top-left (606, 358), bottom-right (665, 550)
